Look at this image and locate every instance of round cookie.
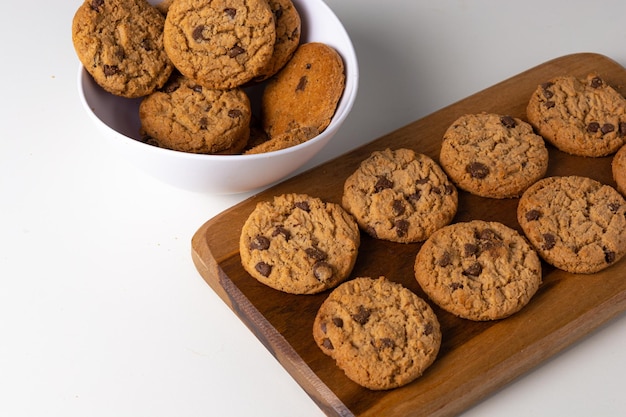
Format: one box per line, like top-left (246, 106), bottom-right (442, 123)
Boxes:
top-left (526, 73), bottom-right (626, 157)
top-left (313, 277), bottom-right (441, 390)
top-left (414, 220), bottom-right (542, 321)
top-left (262, 42), bottom-right (345, 137)
top-left (244, 126), bottom-right (318, 154)
top-left (163, 0), bottom-right (276, 90)
top-left (612, 144), bottom-right (626, 196)
top-left (72, 0), bottom-right (173, 98)
top-left (342, 148), bottom-right (458, 243)
top-left (239, 193), bottom-right (360, 294)
top-left (139, 74), bottom-right (251, 154)
top-left (517, 175), bottom-right (626, 274)
top-left (439, 113), bottom-right (549, 199)
top-left (253, 0), bottom-right (301, 82)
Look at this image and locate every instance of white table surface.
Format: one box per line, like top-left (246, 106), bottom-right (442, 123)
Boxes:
top-left (2, 0), bottom-right (626, 416)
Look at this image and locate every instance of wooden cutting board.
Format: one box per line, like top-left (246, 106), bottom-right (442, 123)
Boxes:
top-left (191, 53), bottom-right (626, 417)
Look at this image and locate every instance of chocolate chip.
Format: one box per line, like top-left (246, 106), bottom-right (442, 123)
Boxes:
top-left (140, 38), bottom-right (154, 51)
top-left (500, 115), bottom-right (517, 128)
top-left (601, 123), bottom-right (615, 134)
top-left (464, 243), bottom-right (479, 257)
top-left (272, 226), bottom-right (291, 240)
top-left (228, 46), bottom-right (245, 58)
top-left (192, 85), bottom-right (203, 93)
top-left (392, 199), bottom-right (405, 216)
top-left (296, 76), bottom-right (307, 91)
top-left (332, 317), bottom-right (343, 328)
top-left (199, 117), bottom-right (208, 130)
top-left (228, 109), bottom-right (242, 118)
top-left (543, 89), bottom-right (554, 99)
top-left (416, 178), bottom-right (429, 185)
top-left (320, 322), bottom-right (327, 334)
top-left (378, 338), bottom-right (395, 350)
top-left (407, 190), bottom-right (421, 202)
top-left (467, 162), bottom-right (489, 179)
top-left (450, 282), bottom-right (463, 291)
top-left (542, 233), bottom-right (556, 250)
top-left (305, 247), bottom-right (327, 261)
top-left (545, 101), bottom-right (556, 109)
top-left (255, 262), bottom-right (272, 277)
top-left (103, 65), bottom-right (119, 76)
top-left (587, 122), bottom-right (600, 133)
top-left (294, 201), bottom-right (310, 212)
top-left (305, 63), bottom-right (312, 70)
top-left (541, 81), bottom-right (554, 90)
top-left (619, 122), bottom-right (626, 137)
top-left (423, 322), bottom-right (434, 336)
top-left (224, 7), bottom-right (236, 18)
top-left (443, 184), bottom-right (455, 195)
top-left (462, 262), bottom-right (482, 277)
top-left (321, 338), bottom-right (334, 350)
top-left (605, 248), bottom-right (616, 264)
top-left (91, 0), bottom-right (104, 11)
top-left (590, 76), bottom-right (604, 88)
top-left (249, 235), bottom-right (270, 250)
top-left (525, 209), bottom-right (542, 221)
top-left (374, 175), bottom-right (393, 192)
top-left (192, 25), bottom-right (207, 42)
top-left (438, 251), bottom-right (452, 267)
top-left (313, 261), bottom-right (333, 282)
top-left (608, 202), bottom-right (621, 213)
top-left (352, 305), bottom-right (371, 325)
top-left (395, 219), bottom-right (409, 237)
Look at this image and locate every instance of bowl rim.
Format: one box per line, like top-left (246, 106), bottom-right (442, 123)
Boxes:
top-left (77, 0), bottom-right (359, 162)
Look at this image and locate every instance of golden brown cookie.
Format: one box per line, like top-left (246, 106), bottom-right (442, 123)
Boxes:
top-left (72, 0), bottom-right (173, 98)
top-left (163, 0), bottom-right (276, 90)
top-left (517, 175), bottom-right (626, 274)
top-left (612, 144), bottom-right (626, 196)
top-left (243, 126), bottom-right (318, 154)
top-left (139, 74), bottom-right (251, 154)
top-left (254, 0), bottom-right (301, 81)
top-left (261, 42), bottom-right (345, 137)
top-left (414, 220), bottom-right (542, 321)
top-left (239, 193), bottom-right (360, 294)
top-left (439, 113), bottom-right (549, 198)
top-left (313, 277), bottom-right (441, 390)
top-left (526, 73), bottom-right (626, 157)
top-left (342, 148), bottom-right (458, 243)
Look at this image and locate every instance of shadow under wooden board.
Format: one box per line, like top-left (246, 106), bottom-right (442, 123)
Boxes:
top-left (191, 53), bottom-right (626, 417)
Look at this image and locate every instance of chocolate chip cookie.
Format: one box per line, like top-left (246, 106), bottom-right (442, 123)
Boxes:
top-left (261, 42), bottom-right (345, 138)
top-left (164, 0), bottom-right (276, 89)
top-left (239, 193), bottom-right (360, 294)
top-left (342, 148), bottom-right (458, 243)
top-left (139, 74), bottom-right (251, 154)
top-left (243, 126), bottom-right (319, 154)
top-left (313, 276), bottom-right (441, 390)
top-left (414, 220), bottom-right (542, 321)
top-left (439, 113), bottom-right (549, 199)
top-left (612, 144), bottom-right (626, 196)
top-left (517, 175), bottom-right (626, 274)
top-left (526, 73), bottom-right (626, 157)
top-left (72, 0), bottom-right (173, 98)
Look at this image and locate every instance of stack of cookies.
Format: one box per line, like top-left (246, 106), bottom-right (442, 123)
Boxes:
top-left (238, 72), bottom-right (626, 391)
top-left (72, 0), bottom-right (346, 155)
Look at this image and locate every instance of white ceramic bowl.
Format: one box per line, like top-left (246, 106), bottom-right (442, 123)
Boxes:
top-left (78, 0), bottom-right (358, 194)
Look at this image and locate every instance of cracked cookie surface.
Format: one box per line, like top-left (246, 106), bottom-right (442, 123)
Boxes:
top-left (239, 193), bottom-right (360, 294)
top-left (414, 220), bottom-right (542, 321)
top-left (517, 175), bottom-right (626, 273)
top-left (526, 73), bottom-right (626, 157)
top-left (164, 0), bottom-right (276, 89)
top-left (72, 0), bottom-right (173, 98)
top-left (313, 277), bottom-right (441, 390)
top-left (440, 113), bottom-right (549, 199)
top-left (342, 148), bottom-right (458, 243)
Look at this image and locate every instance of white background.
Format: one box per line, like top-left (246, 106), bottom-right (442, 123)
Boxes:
top-left (2, 0), bottom-right (626, 416)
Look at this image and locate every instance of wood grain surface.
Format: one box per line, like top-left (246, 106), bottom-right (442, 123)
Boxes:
top-left (191, 53), bottom-right (626, 417)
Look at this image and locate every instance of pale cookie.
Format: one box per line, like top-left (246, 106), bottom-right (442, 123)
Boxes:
top-left (517, 176), bottom-right (626, 274)
top-left (164, 0), bottom-right (276, 89)
top-left (612, 144), bottom-right (626, 196)
top-left (254, 0), bottom-right (301, 81)
top-left (239, 193), bottom-right (360, 294)
top-left (440, 113), bottom-right (549, 198)
top-left (72, 0), bottom-right (173, 98)
top-left (313, 277), bottom-right (441, 390)
top-left (414, 220), bottom-right (542, 321)
top-left (139, 74), bottom-right (251, 154)
top-left (262, 42), bottom-right (345, 137)
top-left (342, 148), bottom-right (458, 243)
top-left (526, 73), bottom-right (626, 157)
